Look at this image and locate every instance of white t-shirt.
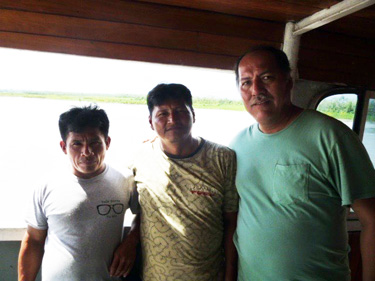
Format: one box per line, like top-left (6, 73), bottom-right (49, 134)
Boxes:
top-left (26, 165), bottom-right (139, 281)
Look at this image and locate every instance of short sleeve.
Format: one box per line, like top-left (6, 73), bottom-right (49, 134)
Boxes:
top-left (128, 176), bottom-right (140, 214)
top-left (328, 130), bottom-right (375, 205)
top-left (25, 184), bottom-right (48, 230)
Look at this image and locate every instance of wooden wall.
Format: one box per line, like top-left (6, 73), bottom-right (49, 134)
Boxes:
top-left (0, 0), bottom-right (282, 69)
top-left (0, 0), bottom-right (374, 89)
top-left (299, 29), bottom-right (375, 89)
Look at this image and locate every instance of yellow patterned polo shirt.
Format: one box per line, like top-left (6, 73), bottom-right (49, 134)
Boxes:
top-left (131, 138), bottom-right (238, 281)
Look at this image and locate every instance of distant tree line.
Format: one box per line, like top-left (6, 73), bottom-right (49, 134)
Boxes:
top-left (368, 100), bottom-right (375, 122)
top-left (318, 95), bottom-right (375, 122)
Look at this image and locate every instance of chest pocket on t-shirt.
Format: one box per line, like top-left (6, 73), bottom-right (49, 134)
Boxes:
top-left (272, 163), bottom-right (310, 205)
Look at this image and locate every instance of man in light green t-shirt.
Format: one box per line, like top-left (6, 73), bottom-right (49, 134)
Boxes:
top-left (131, 83), bottom-right (239, 281)
top-left (231, 46), bottom-right (375, 280)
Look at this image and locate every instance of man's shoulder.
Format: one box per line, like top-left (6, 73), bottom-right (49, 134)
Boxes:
top-left (202, 138), bottom-right (235, 154)
top-left (39, 167), bottom-right (71, 188)
top-left (136, 139), bottom-right (157, 153)
top-left (229, 125), bottom-right (254, 149)
top-left (129, 140), bottom-right (159, 172)
top-left (106, 165), bottom-right (134, 180)
top-left (301, 109), bottom-right (353, 135)
top-left (303, 109), bottom-right (345, 125)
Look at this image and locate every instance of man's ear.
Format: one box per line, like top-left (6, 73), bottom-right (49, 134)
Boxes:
top-left (105, 136), bottom-right (111, 149)
top-left (192, 110), bottom-right (196, 123)
top-left (149, 116), bottom-right (154, 130)
top-left (60, 141), bottom-right (67, 154)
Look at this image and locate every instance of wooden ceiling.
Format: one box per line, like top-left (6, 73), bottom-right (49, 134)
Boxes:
top-left (0, 0), bottom-right (374, 89)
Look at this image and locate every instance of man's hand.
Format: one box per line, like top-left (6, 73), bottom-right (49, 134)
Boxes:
top-left (109, 214), bottom-right (140, 277)
top-left (109, 236), bottom-right (137, 277)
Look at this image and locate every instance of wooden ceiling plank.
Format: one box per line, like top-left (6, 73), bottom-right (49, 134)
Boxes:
top-left (197, 33), bottom-right (280, 56)
top-left (137, 0), bottom-right (323, 22)
top-left (0, 0), bottom-right (284, 41)
top-left (0, 31), bottom-right (238, 70)
top-left (0, 8), bottom-right (284, 57)
top-left (0, 9), bottom-right (199, 52)
top-left (135, 0), bottom-right (373, 42)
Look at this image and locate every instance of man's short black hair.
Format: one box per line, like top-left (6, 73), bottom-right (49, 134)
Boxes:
top-left (147, 83), bottom-right (193, 115)
top-left (234, 45), bottom-right (291, 85)
top-left (58, 105), bottom-right (109, 142)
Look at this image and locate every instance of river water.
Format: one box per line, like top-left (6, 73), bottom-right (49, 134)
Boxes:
top-left (0, 97), bottom-right (253, 227)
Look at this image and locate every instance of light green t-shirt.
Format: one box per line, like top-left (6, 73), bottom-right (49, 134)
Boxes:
top-left (131, 138), bottom-right (238, 281)
top-left (230, 110), bottom-right (375, 281)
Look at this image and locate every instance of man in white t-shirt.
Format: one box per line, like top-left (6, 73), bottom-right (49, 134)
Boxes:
top-left (18, 105), bottom-right (140, 281)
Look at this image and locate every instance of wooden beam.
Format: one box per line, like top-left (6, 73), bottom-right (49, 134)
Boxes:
top-left (0, 0), bottom-right (284, 41)
top-left (0, 8), bottom-right (280, 58)
top-left (0, 9), bottom-right (198, 52)
top-left (0, 31), bottom-right (238, 70)
top-left (136, 0), bottom-right (325, 22)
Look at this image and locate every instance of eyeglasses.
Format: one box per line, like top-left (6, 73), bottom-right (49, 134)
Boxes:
top-left (97, 203), bottom-right (124, 215)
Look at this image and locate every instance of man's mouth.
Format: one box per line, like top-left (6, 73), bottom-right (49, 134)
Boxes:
top-left (251, 95), bottom-right (271, 106)
top-left (166, 126), bottom-right (183, 131)
top-left (80, 159), bottom-right (96, 165)
top-left (252, 100), bottom-right (269, 106)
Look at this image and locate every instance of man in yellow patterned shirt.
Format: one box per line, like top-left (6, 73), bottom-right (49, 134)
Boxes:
top-left (131, 83), bottom-right (238, 281)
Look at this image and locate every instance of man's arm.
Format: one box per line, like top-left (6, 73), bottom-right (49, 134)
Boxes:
top-left (223, 212), bottom-right (238, 281)
top-left (351, 197), bottom-right (375, 281)
top-left (110, 213), bottom-right (140, 277)
top-left (18, 226), bottom-right (47, 281)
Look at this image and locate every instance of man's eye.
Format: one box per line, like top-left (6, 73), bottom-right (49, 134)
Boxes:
top-left (241, 81), bottom-right (251, 87)
top-left (72, 142), bottom-right (82, 146)
top-left (158, 112), bottom-right (168, 117)
top-left (262, 75), bottom-right (273, 82)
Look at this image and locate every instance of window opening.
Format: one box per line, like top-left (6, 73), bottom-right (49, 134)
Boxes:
top-left (363, 97), bottom-right (375, 165)
top-left (0, 47), bottom-right (254, 230)
top-left (317, 93), bottom-right (358, 129)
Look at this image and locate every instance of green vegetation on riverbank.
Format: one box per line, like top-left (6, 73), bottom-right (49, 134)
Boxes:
top-left (318, 95), bottom-right (375, 122)
top-left (0, 92), bottom-right (245, 111)
top-left (2, 92), bottom-right (374, 120)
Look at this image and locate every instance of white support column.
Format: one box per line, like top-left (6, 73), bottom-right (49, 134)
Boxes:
top-left (282, 22), bottom-right (300, 82)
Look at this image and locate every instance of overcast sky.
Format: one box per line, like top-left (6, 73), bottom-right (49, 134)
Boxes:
top-left (0, 47), bottom-right (240, 100)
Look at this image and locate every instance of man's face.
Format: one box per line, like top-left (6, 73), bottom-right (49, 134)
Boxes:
top-left (238, 51), bottom-right (293, 127)
top-left (60, 127), bottom-right (110, 179)
top-left (149, 99), bottom-right (195, 145)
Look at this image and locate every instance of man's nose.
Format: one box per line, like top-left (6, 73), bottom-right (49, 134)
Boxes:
top-left (167, 112), bottom-right (177, 123)
top-left (251, 77), bottom-right (265, 96)
top-left (81, 144), bottom-right (92, 156)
